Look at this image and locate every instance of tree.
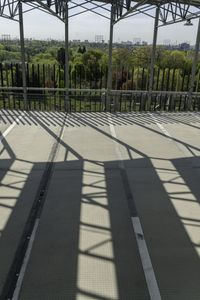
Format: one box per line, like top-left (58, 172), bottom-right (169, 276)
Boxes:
top-left (157, 50), bottom-right (186, 69)
top-left (131, 47), bottom-right (151, 68)
top-left (77, 45), bottom-right (86, 54)
top-left (112, 48), bottom-right (132, 68)
top-left (57, 47), bottom-right (65, 67)
top-left (31, 52), bottom-right (58, 65)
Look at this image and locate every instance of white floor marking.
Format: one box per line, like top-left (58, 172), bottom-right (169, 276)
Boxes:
top-left (108, 113), bottom-right (162, 300)
top-left (132, 217), bottom-right (162, 300)
top-left (149, 113), bottom-right (172, 140)
top-left (149, 112), bottom-right (191, 156)
top-left (12, 219), bottom-right (39, 300)
top-left (0, 112), bottom-right (24, 144)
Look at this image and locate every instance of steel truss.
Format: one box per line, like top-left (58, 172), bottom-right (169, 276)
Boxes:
top-left (1, 0), bottom-right (200, 24)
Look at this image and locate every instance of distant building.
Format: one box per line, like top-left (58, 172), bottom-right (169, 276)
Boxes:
top-left (179, 42), bottom-right (190, 51)
top-left (72, 39), bottom-right (81, 43)
top-left (133, 38), bottom-right (141, 45)
top-left (121, 40), bottom-right (133, 45)
top-left (95, 35), bottom-right (104, 43)
top-left (1, 34), bottom-right (11, 41)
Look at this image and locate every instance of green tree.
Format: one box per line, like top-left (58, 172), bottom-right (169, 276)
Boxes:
top-left (31, 52), bottom-right (57, 65)
top-left (57, 47), bottom-right (65, 67)
top-left (131, 47), bottom-right (151, 68)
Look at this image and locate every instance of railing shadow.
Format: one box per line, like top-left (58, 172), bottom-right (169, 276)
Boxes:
top-left (0, 110), bottom-right (200, 299)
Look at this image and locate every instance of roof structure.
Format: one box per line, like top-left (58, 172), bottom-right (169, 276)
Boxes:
top-left (1, 0), bottom-right (200, 26)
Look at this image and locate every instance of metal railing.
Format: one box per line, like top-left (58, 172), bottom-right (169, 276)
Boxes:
top-left (0, 87), bottom-right (200, 112)
top-left (0, 63), bottom-right (199, 92)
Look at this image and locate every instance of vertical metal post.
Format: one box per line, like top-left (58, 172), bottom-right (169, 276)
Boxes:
top-left (147, 6), bottom-right (159, 110)
top-left (106, 4), bottom-right (114, 111)
top-left (65, 0), bottom-right (69, 111)
top-left (19, 1), bottom-right (27, 109)
top-left (188, 18), bottom-right (200, 109)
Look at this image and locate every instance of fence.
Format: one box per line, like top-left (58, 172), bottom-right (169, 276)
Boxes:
top-left (0, 63), bottom-right (200, 112)
top-left (0, 63), bottom-right (199, 92)
top-left (0, 87), bottom-right (199, 112)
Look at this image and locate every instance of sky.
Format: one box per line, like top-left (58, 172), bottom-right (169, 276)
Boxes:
top-left (0, 4), bottom-right (198, 45)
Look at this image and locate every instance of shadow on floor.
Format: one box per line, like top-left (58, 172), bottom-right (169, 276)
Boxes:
top-left (0, 111), bottom-right (200, 300)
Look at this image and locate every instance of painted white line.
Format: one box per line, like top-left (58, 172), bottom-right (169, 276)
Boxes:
top-left (12, 219), bottom-right (39, 300)
top-left (108, 113), bottom-right (162, 300)
top-left (0, 112), bottom-right (24, 144)
top-left (132, 217), bottom-right (162, 300)
top-left (149, 113), bottom-right (172, 140)
top-left (149, 112), bottom-right (191, 156)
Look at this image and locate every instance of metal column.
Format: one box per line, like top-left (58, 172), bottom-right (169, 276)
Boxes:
top-left (188, 17), bottom-right (200, 109)
top-left (65, 0), bottom-right (69, 111)
top-left (106, 5), bottom-right (114, 111)
top-left (147, 6), bottom-right (159, 110)
top-left (19, 1), bottom-right (27, 109)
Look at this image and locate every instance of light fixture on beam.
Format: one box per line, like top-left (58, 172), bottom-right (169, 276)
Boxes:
top-left (184, 19), bottom-right (193, 26)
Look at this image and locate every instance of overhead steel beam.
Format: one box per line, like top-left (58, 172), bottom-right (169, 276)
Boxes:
top-left (19, 1), bottom-right (27, 109)
top-left (70, 1), bottom-right (109, 19)
top-left (122, 4), bottom-right (157, 20)
top-left (114, 0), bottom-right (148, 24)
top-left (33, 0), bottom-right (64, 21)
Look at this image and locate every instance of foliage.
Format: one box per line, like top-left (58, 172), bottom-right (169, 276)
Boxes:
top-left (1, 40), bottom-right (200, 91)
top-left (57, 48), bottom-right (65, 67)
top-left (131, 47), bottom-right (151, 68)
top-left (31, 52), bottom-right (58, 65)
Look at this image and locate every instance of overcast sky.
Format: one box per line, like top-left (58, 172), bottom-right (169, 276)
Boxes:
top-left (0, 5), bottom-right (198, 44)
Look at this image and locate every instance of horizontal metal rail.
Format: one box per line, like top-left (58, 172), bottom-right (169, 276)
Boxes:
top-left (0, 87), bottom-right (200, 112)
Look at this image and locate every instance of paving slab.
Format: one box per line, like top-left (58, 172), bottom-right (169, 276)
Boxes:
top-left (19, 118), bottom-right (149, 300)
top-left (1, 111), bottom-right (200, 300)
top-left (0, 111), bottom-right (64, 296)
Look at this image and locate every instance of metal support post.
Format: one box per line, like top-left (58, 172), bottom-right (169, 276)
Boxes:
top-left (65, 0), bottom-right (69, 111)
top-left (188, 17), bottom-right (200, 110)
top-left (19, 1), bottom-right (27, 109)
top-left (147, 6), bottom-right (159, 110)
top-left (106, 5), bottom-right (114, 111)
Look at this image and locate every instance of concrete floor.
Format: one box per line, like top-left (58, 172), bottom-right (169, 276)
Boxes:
top-left (0, 110), bottom-right (200, 300)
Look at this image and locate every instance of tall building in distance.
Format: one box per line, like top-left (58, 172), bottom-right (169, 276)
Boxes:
top-left (95, 35), bottom-right (104, 43)
top-left (1, 34), bottom-right (11, 42)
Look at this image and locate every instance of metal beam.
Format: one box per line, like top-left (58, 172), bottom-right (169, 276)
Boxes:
top-left (147, 6), bottom-right (159, 110)
top-left (65, 0), bottom-right (69, 111)
top-left (107, 4), bottom-right (114, 111)
top-left (19, 1), bottom-right (27, 109)
top-left (69, 1), bottom-right (109, 19)
top-left (114, 0), bottom-right (148, 25)
top-left (34, 0), bottom-right (64, 22)
top-left (188, 17), bottom-right (200, 109)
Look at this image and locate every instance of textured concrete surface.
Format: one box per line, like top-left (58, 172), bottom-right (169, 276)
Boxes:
top-left (0, 110), bottom-right (200, 300)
